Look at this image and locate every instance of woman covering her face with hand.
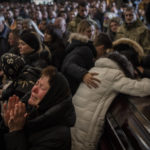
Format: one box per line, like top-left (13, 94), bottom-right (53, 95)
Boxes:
top-left (0, 66), bottom-right (76, 150)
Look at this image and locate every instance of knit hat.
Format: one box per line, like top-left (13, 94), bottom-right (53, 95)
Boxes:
top-left (20, 31), bottom-right (40, 51)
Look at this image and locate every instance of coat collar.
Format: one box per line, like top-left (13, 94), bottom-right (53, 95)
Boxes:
top-left (68, 33), bottom-right (89, 44)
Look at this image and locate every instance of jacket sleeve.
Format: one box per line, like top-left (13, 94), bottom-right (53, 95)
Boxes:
top-left (112, 71), bottom-right (150, 97)
top-left (62, 47), bottom-right (93, 82)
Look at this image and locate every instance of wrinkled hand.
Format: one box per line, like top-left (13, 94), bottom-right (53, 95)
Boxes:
top-left (8, 101), bottom-right (27, 132)
top-left (83, 72), bottom-right (100, 88)
top-left (3, 95), bottom-right (20, 127)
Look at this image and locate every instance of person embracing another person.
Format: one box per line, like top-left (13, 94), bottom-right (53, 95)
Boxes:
top-left (71, 37), bottom-right (150, 150)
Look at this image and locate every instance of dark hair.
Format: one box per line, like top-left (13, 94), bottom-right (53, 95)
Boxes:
top-left (78, 1), bottom-right (88, 8)
top-left (109, 17), bottom-right (121, 27)
top-left (9, 29), bottom-right (21, 46)
top-left (10, 29), bottom-right (21, 38)
top-left (125, 6), bottom-right (136, 14)
top-left (107, 51), bottom-right (135, 79)
top-left (45, 26), bottom-right (63, 43)
top-left (94, 32), bottom-right (112, 50)
top-left (113, 44), bottom-right (140, 67)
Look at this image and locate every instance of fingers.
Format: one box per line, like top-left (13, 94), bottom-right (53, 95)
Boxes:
top-left (7, 96), bottom-right (14, 110)
top-left (91, 77), bottom-right (101, 83)
top-left (86, 76), bottom-right (100, 88)
top-left (3, 102), bottom-right (7, 114)
top-left (9, 110), bottom-right (14, 121)
top-left (83, 72), bottom-right (100, 88)
top-left (86, 80), bottom-right (99, 88)
top-left (14, 102), bottom-right (26, 118)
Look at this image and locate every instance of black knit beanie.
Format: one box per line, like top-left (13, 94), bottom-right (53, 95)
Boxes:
top-left (20, 32), bottom-right (40, 51)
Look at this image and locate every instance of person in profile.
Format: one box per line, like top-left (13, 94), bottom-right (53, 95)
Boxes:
top-left (0, 66), bottom-right (76, 150)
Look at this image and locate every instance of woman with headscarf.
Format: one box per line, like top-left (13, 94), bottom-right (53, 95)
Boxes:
top-left (0, 66), bottom-right (76, 150)
top-left (0, 53), bottom-right (40, 101)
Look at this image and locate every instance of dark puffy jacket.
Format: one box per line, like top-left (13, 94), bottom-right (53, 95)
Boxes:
top-left (0, 25), bottom-right (10, 57)
top-left (61, 33), bottom-right (97, 95)
top-left (23, 49), bottom-right (51, 69)
top-left (1, 72), bottom-right (76, 150)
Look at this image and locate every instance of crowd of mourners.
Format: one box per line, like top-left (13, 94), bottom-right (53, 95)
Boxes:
top-left (0, 0), bottom-right (150, 150)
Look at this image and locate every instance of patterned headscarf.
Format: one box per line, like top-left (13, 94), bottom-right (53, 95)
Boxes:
top-left (1, 53), bottom-right (25, 80)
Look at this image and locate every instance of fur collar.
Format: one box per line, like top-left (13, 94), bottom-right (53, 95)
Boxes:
top-left (68, 33), bottom-right (89, 44)
top-left (113, 38), bottom-right (144, 60)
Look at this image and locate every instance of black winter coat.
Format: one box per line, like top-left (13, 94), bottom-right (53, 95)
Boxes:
top-left (3, 96), bottom-right (75, 150)
top-left (61, 33), bottom-right (97, 95)
top-left (23, 49), bottom-right (51, 69)
top-left (1, 72), bottom-right (76, 150)
top-left (0, 25), bottom-right (10, 57)
top-left (1, 66), bottom-right (40, 101)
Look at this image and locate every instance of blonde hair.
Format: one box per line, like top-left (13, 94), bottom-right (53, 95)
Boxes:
top-left (77, 19), bottom-right (94, 33)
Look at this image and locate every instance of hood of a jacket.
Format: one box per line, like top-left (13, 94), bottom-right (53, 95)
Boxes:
top-left (113, 37), bottom-right (144, 60)
top-left (95, 52), bottom-right (135, 79)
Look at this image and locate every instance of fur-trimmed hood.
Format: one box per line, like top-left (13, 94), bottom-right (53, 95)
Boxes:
top-left (113, 38), bottom-right (144, 60)
top-left (66, 33), bottom-right (96, 57)
top-left (68, 33), bottom-right (89, 44)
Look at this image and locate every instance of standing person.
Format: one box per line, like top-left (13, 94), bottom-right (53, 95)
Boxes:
top-left (71, 50), bottom-right (150, 150)
top-left (115, 6), bottom-right (150, 55)
top-left (0, 66), bottom-right (76, 150)
top-left (5, 10), bottom-right (15, 30)
top-left (62, 21), bottom-right (112, 95)
top-left (54, 17), bottom-right (70, 47)
top-left (68, 1), bottom-right (90, 33)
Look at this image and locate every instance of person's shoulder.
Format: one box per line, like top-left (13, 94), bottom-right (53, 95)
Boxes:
top-left (22, 65), bottom-right (41, 78)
